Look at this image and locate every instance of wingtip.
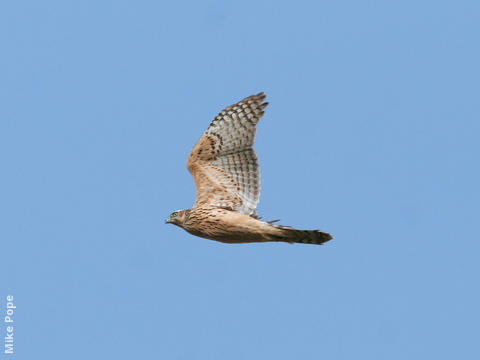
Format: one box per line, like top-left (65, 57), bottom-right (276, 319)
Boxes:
top-left (253, 92), bottom-right (266, 102)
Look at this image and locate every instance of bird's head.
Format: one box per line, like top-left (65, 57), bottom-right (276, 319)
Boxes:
top-left (165, 209), bottom-right (190, 227)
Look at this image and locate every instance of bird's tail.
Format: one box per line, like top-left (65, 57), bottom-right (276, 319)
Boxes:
top-left (271, 225), bottom-right (333, 245)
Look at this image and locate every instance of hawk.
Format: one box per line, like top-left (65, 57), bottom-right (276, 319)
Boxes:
top-left (166, 93), bottom-right (333, 245)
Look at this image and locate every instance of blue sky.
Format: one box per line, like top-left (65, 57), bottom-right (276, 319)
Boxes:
top-left (1, 1), bottom-right (479, 359)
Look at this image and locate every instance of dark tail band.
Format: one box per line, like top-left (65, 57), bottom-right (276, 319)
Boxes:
top-left (273, 226), bottom-right (333, 245)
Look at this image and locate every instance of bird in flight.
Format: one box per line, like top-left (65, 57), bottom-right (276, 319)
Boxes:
top-left (166, 93), bottom-right (332, 245)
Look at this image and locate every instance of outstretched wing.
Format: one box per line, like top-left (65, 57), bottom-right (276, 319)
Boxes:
top-left (187, 92), bottom-right (268, 216)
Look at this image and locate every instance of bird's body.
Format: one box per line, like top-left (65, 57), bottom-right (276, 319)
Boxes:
top-left (166, 93), bottom-right (332, 245)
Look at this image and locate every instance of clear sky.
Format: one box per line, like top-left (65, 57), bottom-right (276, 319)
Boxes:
top-left (1, 1), bottom-right (479, 359)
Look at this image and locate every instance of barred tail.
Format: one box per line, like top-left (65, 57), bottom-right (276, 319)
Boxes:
top-left (273, 226), bottom-right (333, 245)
